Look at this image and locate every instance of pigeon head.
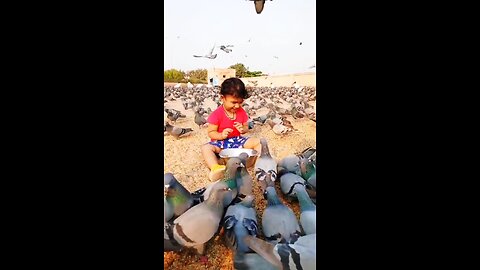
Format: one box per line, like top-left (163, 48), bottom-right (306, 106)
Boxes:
top-left (238, 152), bottom-right (249, 167)
top-left (207, 181), bottom-right (233, 207)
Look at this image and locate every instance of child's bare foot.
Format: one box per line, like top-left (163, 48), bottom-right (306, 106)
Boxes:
top-left (208, 164), bottom-right (226, 181)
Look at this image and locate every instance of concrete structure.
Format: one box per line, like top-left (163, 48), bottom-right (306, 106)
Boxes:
top-left (207, 68), bottom-right (236, 86)
top-left (240, 72), bottom-right (316, 87)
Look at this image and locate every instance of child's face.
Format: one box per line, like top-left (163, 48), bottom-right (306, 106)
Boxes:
top-left (221, 95), bottom-right (244, 112)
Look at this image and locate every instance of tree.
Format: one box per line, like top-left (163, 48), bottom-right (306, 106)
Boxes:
top-left (229, 63), bottom-right (248, 78)
top-left (164, 69), bottom-right (186, 82)
top-left (245, 70), bottom-right (264, 77)
top-left (186, 69), bottom-right (207, 84)
top-left (229, 63), bottom-right (263, 78)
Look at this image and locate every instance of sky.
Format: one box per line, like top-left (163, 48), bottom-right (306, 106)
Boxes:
top-left (164, 0), bottom-right (316, 76)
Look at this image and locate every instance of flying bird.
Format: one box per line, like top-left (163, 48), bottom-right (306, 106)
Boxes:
top-left (218, 45), bottom-right (234, 53)
top-left (193, 44), bottom-right (217, 59)
top-left (299, 42), bottom-right (302, 45)
top-left (309, 64), bottom-right (316, 69)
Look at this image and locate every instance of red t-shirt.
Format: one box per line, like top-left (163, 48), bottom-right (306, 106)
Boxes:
top-left (207, 106), bottom-right (249, 140)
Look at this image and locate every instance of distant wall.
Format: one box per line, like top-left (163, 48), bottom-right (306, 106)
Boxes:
top-left (207, 68), bottom-right (236, 86)
top-left (240, 72), bottom-right (316, 87)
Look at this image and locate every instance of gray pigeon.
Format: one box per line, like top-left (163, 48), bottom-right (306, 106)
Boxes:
top-left (164, 173), bottom-right (194, 221)
top-left (233, 252), bottom-right (278, 270)
top-left (266, 120), bottom-right (292, 135)
top-left (189, 157), bottom-right (243, 206)
top-left (294, 184), bottom-right (316, 235)
top-left (166, 181), bottom-right (232, 255)
top-left (218, 45), bottom-right (234, 53)
top-left (277, 155), bottom-right (301, 177)
top-left (165, 122), bottom-right (194, 139)
top-left (262, 186), bottom-right (301, 244)
top-left (234, 152), bottom-right (253, 203)
top-left (254, 138), bottom-right (278, 191)
top-left (299, 157), bottom-right (316, 189)
top-left (297, 147), bottom-right (316, 160)
top-left (194, 110), bottom-right (207, 128)
top-left (243, 234), bottom-right (316, 270)
top-left (279, 173), bottom-right (306, 200)
top-left (223, 196), bottom-right (258, 253)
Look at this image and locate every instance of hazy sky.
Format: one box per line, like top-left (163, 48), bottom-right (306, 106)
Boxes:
top-left (164, 0), bottom-right (316, 75)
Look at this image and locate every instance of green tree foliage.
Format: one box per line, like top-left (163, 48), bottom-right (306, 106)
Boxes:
top-left (164, 69), bottom-right (186, 82)
top-left (186, 69), bottom-right (208, 84)
top-left (245, 70), bottom-right (263, 77)
top-left (229, 63), bottom-right (263, 78)
top-left (229, 63), bottom-right (248, 78)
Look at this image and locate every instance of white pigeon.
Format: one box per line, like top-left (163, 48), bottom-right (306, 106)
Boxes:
top-left (193, 44), bottom-right (217, 59)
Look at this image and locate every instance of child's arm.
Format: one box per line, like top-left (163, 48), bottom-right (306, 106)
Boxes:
top-left (207, 124), bottom-right (233, 140)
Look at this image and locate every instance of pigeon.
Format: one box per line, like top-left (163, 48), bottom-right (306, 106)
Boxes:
top-left (266, 120), bottom-right (292, 135)
top-left (230, 152), bottom-right (254, 205)
top-left (193, 44), bottom-right (217, 59)
top-left (299, 42), bottom-right (303, 45)
top-left (164, 173), bottom-right (194, 221)
top-left (164, 122), bottom-right (194, 139)
top-left (297, 147), bottom-right (316, 160)
top-left (277, 155), bottom-right (301, 177)
top-left (233, 252), bottom-right (278, 270)
top-left (299, 157), bottom-right (316, 189)
top-left (243, 234), bottom-right (316, 270)
top-left (189, 157), bottom-right (243, 206)
top-left (166, 110), bottom-right (181, 123)
top-left (280, 117), bottom-right (297, 131)
top-left (218, 45), bottom-right (234, 53)
top-left (262, 186), bottom-right (301, 244)
top-left (194, 109), bottom-right (207, 128)
top-left (294, 184), bottom-right (316, 235)
top-left (223, 196), bottom-right (258, 253)
top-left (165, 181), bottom-right (232, 255)
top-left (247, 120), bottom-right (255, 129)
top-left (252, 110), bottom-right (275, 125)
top-left (279, 173), bottom-right (306, 200)
top-left (254, 138), bottom-right (278, 191)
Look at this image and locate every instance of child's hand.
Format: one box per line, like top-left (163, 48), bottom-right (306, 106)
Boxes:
top-left (233, 122), bottom-right (245, 134)
top-left (222, 128), bottom-right (233, 139)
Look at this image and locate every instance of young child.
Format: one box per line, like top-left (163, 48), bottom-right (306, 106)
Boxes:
top-left (201, 78), bottom-right (261, 181)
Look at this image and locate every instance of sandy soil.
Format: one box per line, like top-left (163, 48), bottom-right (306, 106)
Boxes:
top-left (164, 96), bottom-right (316, 270)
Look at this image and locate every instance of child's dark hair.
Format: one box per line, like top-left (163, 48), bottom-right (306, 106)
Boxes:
top-left (220, 78), bottom-right (249, 99)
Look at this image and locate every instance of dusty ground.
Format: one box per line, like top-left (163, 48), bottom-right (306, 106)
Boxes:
top-left (164, 97), bottom-right (316, 270)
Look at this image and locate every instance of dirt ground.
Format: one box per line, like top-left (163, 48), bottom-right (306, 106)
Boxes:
top-left (164, 97), bottom-right (316, 270)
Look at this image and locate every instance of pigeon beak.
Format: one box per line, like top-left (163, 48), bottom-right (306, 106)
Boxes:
top-left (239, 162), bottom-right (245, 168)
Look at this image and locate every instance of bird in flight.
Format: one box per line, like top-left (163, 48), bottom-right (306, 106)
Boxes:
top-left (193, 44), bottom-right (217, 59)
top-left (308, 64), bottom-right (316, 69)
top-left (218, 45), bottom-right (234, 53)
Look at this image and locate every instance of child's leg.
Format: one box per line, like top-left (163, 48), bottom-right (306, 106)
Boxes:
top-left (242, 137), bottom-right (262, 155)
top-left (201, 143), bottom-right (225, 181)
top-left (201, 143), bottom-right (222, 169)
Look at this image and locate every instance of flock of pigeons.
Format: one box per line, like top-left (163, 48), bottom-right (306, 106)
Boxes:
top-left (193, 44), bottom-right (234, 59)
top-left (164, 139), bottom-right (317, 269)
top-left (190, 40), bottom-right (315, 69)
top-left (163, 85), bottom-right (316, 139)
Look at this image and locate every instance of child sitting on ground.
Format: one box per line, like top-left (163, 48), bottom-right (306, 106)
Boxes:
top-left (201, 77), bottom-right (261, 181)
